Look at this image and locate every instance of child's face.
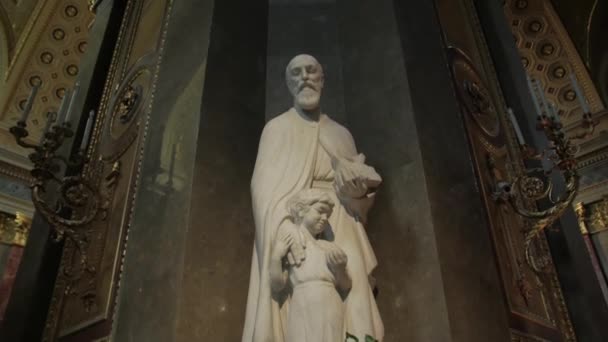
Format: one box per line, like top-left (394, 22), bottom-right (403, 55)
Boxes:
top-left (301, 202), bottom-right (332, 235)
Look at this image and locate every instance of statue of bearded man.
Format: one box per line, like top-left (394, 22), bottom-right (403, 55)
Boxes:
top-left (242, 54), bottom-right (384, 342)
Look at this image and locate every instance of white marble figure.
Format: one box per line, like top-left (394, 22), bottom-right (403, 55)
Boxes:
top-left (243, 54), bottom-right (384, 342)
top-left (270, 189), bottom-right (351, 342)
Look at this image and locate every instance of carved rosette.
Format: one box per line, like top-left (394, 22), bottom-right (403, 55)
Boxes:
top-left (100, 65), bottom-right (152, 162)
top-left (450, 47), bottom-right (501, 138)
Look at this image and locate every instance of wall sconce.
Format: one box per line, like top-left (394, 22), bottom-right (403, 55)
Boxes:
top-left (493, 74), bottom-right (599, 272)
top-left (9, 83), bottom-right (98, 270)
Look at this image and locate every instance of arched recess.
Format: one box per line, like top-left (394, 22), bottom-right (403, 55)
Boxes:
top-left (0, 6), bottom-right (12, 84)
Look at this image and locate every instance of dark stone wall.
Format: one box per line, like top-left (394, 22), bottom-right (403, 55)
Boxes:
top-left (337, 0), bottom-right (510, 340)
top-left (266, 0), bottom-right (345, 123)
top-left (337, 1), bottom-right (452, 340)
top-left (112, 0), bottom-right (215, 341)
top-left (174, 0), bottom-right (268, 340)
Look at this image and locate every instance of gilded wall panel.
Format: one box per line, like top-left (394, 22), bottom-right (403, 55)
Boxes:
top-left (436, 0), bottom-right (575, 340)
top-left (42, 0), bottom-right (174, 340)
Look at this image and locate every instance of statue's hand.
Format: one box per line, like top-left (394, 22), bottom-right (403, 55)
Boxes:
top-left (332, 154), bottom-right (381, 199)
top-left (333, 160), bottom-right (368, 199)
top-left (273, 233), bottom-right (294, 259)
top-left (326, 245), bottom-right (348, 272)
top-left (278, 224), bottom-right (306, 267)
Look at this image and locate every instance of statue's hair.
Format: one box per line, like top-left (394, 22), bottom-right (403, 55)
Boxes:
top-left (286, 188), bottom-right (334, 223)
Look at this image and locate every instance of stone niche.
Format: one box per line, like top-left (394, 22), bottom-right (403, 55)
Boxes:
top-left (150, 0), bottom-right (510, 341)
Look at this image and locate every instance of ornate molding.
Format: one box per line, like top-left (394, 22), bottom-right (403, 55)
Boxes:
top-left (0, 159), bottom-right (33, 183)
top-left (576, 145), bottom-right (608, 169)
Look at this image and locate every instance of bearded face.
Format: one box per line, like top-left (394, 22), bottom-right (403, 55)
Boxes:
top-left (286, 55), bottom-right (324, 111)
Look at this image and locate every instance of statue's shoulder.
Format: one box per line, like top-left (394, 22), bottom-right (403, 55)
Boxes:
top-left (263, 109), bottom-right (295, 132)
top-left (321, 114), bottom-right (355, 141)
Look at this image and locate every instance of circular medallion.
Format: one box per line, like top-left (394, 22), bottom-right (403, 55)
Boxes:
top-left (519, 176), bottom-right (547, 200)
top-left (449, 47), bottom-right (501, 138)
top-left (66, 64), bottom-right (79, 76)
top-left (65, 5), bottom-right (78, 18)
top-left (56, 88), bottom-right (66, 99)
top-left (78, 41), bottom-right (87, 54)
top-left (100, 65), bottom-right (152, 161)
top-left (29, 76), bottom-right (42, 87)
top-left (40, 52), bottom-right (54, 64)
top-left (52, 28), bottom-right (66, 40)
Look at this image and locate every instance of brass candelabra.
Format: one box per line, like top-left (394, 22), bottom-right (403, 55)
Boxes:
top-left (9, 83), bottom-right (97, 272)
top-left (494, 74), bottom-right (599, 272)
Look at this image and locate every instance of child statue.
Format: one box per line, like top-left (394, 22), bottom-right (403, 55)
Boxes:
top-left (269, 188), bottom-right (352, 342)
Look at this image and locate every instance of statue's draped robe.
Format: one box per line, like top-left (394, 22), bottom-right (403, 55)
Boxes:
top-left (243, 108), bottom-right (384, 342)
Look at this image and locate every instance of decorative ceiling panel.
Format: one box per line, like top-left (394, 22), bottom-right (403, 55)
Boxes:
top-left (505, 0), bottom-right (608, 158)
top-left (0, 0), bottom-right (93, 170)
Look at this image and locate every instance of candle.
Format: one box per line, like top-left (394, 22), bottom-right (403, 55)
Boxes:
top-left (168, 143), bottom-right (176, 181)
top-left (569, 73), bottom-right (591, 114)
top-left (65, 82), bottom-right (80, 124)
top-left (20, 84), bottom-right (40, 122)
top-left (526, 75), bottom-right (543, 116)
top-left (56, 89), bottom-right (71, 125)
top-left (38, 113), bottom-right (54, 145)
top-left (534, 79), bottom-right (550, 115)
top-left (80, 110), bottom-right (95, 151)
top-left (550, 103), bottom-right (560, 122)
top-left (507, 108), bottom-right (526, 145)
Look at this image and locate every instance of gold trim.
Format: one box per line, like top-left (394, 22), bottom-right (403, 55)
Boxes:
top-left (574, 202), bottom-right (589, 235)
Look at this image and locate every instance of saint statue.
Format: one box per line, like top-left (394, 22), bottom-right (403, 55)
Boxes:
top-left (243, 54), bottom-right (384, 342)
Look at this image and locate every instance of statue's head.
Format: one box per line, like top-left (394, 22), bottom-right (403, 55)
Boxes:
top-left (285, 54), bottom-right (324, 111)
top-left (287, 188), bottom-right (334, 236)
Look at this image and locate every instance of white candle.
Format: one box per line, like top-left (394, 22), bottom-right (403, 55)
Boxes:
top-left (526, 75), bottom-right (543, 116)
top-left (65, 82), bottom-right (80, 124)
top-left (168, 143), bottom-right (176, 180)
top-left (56, 89), bottom-right (71, 125)
top-left (534, 79), bottom-right (550, 115)
top-left (20, 84), bottom-right (40, 122)
top-left (38, 113), bottom-right (54, 145)
top-left (569, 73), bottom-right (591, 114)
top-left (549, 103), bottom-right (561, 123)
top-left (507, 108), bottom-right (526, 145)
top-left (80, 110), bottom-right (95, 151)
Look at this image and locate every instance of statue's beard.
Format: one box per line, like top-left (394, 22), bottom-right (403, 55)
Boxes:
top-left (295, 87), bottom-right (321, 110)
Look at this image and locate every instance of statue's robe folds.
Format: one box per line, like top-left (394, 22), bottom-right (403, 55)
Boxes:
top-left (243, 108), bottom-right (384, 342)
